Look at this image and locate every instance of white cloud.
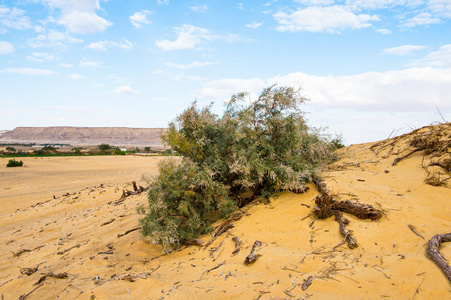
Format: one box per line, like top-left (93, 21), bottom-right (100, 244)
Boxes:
top-left (190, 5), bottom-right (208, 12)
top-left (156, 24), bottom-right (214, 50)
top-left (273, 6), bottom-right (380, 33)
top-left (0, 41), bottom-right (14, 54)
top-left (377, 28), bottom-right (392, 34)
top-left (382, 45), bottom-right (426, 55)
top-left (164, 60), bottom-right (212, 69)
top-left (86, 39), bottom-right (134, 51)
top-left (268, 68), bottom-right (451, 111)
top-left (42, 0), bottom-right (112, 34)
top-left (26, 52), bottom-right (56, 62)
top-left (294, 0), bottom-right (335, 5)
top-left (157, 0), bottom-right (169, 5)
top-left (411, 44), bottom-right (451, 68)
top-left (402, 12), bottom-right (441, 28)
top-left (238, 3), bottom-right (244, 10)
top-left (114, 85), bottom-right (138, 94)
top-left (80, 58), bottom-right (103, 68)
top-left (130, 10), bottom-right (151, 28)
top-left (0, 67), bottom-right (57, 75)
top-left (66, 73), bottom-right (84, 80)
top-left (59, 62), bottom-right (73, 67)
top-left (245, 22), bottom-right (263, 29)
top-left (28, 30), bottom-right (83, 48)
top-left (0, 5), bottom-right (32, 30)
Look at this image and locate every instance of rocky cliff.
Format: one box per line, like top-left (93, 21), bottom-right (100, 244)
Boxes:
top-left (0, 127), bottom-right (164, 147)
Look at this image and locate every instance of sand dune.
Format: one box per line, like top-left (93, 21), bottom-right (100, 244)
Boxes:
top-left (0, 124), bottom-right (450, 299)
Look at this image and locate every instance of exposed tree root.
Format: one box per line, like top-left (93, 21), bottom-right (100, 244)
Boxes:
top-left (114, 181), bottom-right (149, 205)
top-left (427, 233), bottom-right (451, 282)
top-left (245, 240), bottom-right (262, 265)
top-left (313, 178), bottom-right (382, 249)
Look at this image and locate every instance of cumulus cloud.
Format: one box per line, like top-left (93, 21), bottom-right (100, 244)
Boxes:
top-left (66, 73), bottom-right (84, 80)
top-left (190, 5), bottom-right (208, 12)
top-left (0, 41), bottom-right (14, 54)
top-left (411, 44), bottom-right (451, 68)
top-left (156, 24), bottom-right (214, 50)
top-left (273, 6), bottom-right (380, 33)
top-left (0, 67), bottom-right (57, 75)
top-left (80, 58), bottom-right (103, 68)
top-left (382, 45), bottom-right (426, 55)
top-left (0, 5), bottom-right (32, 30)
top-left (28, 30), bottom-right (83, 48)
top-left (26, 52), bottom-right (56, 62)
top-left (114, 85), bottom-right (138, 94)
top-left (86, 39), bottom-right (134, 51)
top-left (157, 0), bottom-right (169, 5)
top-left (245, 22), bottom-right (263, 29)
top-left (402, 12), bottom-right (442, 27)
top-left (130, 10), bottom-right (151, 28)
top-left (268, 68), bottom-right (451, 111)
top-left (42, 0), bottom-right (112, 34)
top-left (165, 60), bottom-right (212, 69)
top-left (377, 28), bottom-right (392, 34)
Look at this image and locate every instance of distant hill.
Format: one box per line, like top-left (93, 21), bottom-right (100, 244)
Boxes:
top-left (0, 127), bottom-right (165, 148)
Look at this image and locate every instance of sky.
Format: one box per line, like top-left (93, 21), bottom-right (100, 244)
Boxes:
top-left (1, 0), bottom-right (451, 145)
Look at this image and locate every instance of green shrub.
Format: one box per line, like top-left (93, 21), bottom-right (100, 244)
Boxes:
top-left (140, 85), bottom-right (340, 251)
top-left (98, 144), bottom-right (112, 151)
top-left (5, 146), bottom-right (16, 152)
top-left (7, 159), bottom-right (23, 167)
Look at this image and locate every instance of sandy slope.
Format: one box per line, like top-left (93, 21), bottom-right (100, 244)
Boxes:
top-left (0, 125), bottom-right (450, 299)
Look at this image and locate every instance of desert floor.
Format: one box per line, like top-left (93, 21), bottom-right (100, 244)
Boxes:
top-left (1, 126), bottom-right (450, 299)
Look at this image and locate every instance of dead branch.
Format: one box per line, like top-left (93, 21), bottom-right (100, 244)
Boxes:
top-left (198, 261), bottom-right (225, 281)
top-left (301, 275), bottom-right (314, 291)
top-left (114, 181), bottom-right (149, 205)
top-left (57, 244), bottom-right (81, 255)
top-left (184, 239), bottom-right (204, 247)
top-left (205, 212), bottom-right (243, 248)
top-left (117, 227), bottom-right (141, 238)
top-left (20, 266), bottom-right (38, 276)
top-left (101, 218), bottom-right (115, 226)
top-left (18, 282), bottom-right (44, 300)
top-left (392, 147), bottom-right (425, 166)
top-left (232, 236), bottom-right (242, 255)
top-left (332, 200), bottom-right (382, 220)
top-left (245, 240), bottom-right (262, 265)
top-left (408, 224), bottom-right (425, 239)
top-left (332, 210), bottom-right (357, 249)
top-left (427, 233), bottom-right (451, 282)
top-left (12, 249), bottom-right (32, 257)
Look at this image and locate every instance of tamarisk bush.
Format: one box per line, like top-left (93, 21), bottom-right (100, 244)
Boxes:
top-left (139, 85), bottom-right (342, 252)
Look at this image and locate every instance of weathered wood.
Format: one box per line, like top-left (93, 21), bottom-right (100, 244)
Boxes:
top-left (232, 236), bottom-right (242, 255)
top-left (427, 233), bottom-right (451, 282)
top-left (245, 240), bottom-right (262, 265)
top-left (333, 200), bottom-right (382, 220)
top-left (332, 210), bottom-right (357, 249)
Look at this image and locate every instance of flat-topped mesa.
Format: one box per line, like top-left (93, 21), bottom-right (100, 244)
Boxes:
top-left (0, 126), bottom-right (166, 146)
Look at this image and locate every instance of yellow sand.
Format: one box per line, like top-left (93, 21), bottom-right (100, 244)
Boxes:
top-left (0, 132), bottom-right (450, 299)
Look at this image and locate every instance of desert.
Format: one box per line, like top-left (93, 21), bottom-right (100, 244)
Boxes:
top-left (0, 123), bottom-right (450, 299)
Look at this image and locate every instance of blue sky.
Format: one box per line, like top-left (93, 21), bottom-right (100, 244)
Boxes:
top-left (1, 0), bottom-right (451, 144)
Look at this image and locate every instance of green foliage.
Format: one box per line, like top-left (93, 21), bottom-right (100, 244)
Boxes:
top-left (139, 158), bottom-right (235, 252)
top-left (7, 159), bottom-right (23, 167)
top-left (5, 146), bottom-right (16, 152)
top-left (144, 147), bottom-right (151, 152)
top-left (141, 85), bottom-right (340, 251)
top-left (98, 144), bottom-right (112, 151)
top-left (330, 135), bottom-right (345, 150)
top-left (114, 148), bottom-right (126, 155)
top-left (72, 147), bottom-right (83, 154)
